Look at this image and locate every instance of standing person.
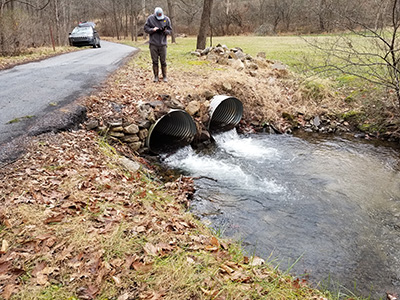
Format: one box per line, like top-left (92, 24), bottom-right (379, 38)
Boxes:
top-left (144, 7), bottom-right (172, 82)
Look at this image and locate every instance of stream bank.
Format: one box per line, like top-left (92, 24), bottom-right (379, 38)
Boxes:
top-left (84, 45), bottom-right (400, 157)
top-left (1, 43), bottom-right (399, 299)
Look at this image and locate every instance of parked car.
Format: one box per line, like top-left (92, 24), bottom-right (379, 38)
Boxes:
top-left (69, 22), bottom-right (101, 48)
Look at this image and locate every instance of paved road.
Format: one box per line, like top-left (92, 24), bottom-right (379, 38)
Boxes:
top-left (0, 41), bottom-right (137, 145)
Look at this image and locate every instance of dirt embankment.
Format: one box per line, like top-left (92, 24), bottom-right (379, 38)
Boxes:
top-left (84, 45), bottom-right (365, 156)
top-left (89, 44), bottom-right (400, 155)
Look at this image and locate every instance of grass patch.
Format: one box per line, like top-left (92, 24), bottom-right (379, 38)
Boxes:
top-left (7, 118), bottom-right (20, 124)
top-left (0, 46), bottom-right (79, 70)
top-left (6, 115), bottom-right (35, 124)
top-left (121, 35), bottom-right (314, 70)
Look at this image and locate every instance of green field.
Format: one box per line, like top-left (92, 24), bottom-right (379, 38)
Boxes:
top-left (127, 34), bottom-right (382, 85)
top-left (128, 35), bottom-right (315, 68)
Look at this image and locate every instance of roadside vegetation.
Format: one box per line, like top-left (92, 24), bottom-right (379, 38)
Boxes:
top-left (0, 34), bottom-right (391, 300)
top-left (0, 46), bottom-right (79, 70)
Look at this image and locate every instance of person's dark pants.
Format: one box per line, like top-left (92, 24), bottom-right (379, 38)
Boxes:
top-left (150, 44), bottom-right (167, 80)
top-left (150, 44), bottom-right (167, 68)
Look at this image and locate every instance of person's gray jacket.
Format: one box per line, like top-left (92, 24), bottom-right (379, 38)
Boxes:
top-left (144, 14), bottom-right (172, 47)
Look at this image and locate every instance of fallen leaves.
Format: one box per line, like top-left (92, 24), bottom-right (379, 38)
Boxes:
top-left (0, 122), bottom-right (329, 299)
top-left (77, 284), bottom-right (100, 300)
top-left (0, 240), bottom-right (9, 254)
top-left (0, 130), bottom-right (201, 298)
top-left (388, 293), bottom-right (399, 300)
top-left (248, 256), bottom-right (265, 266)
top-left (132, 261), bottom-right (154, 273)
top-left (2, 284), bottom-right (16, 300)
top-left (44, 213), bottom-right (65, 224)
top-left (143, 242), bottom-right (159, 256)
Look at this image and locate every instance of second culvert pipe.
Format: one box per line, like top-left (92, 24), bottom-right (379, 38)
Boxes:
top-left (208, 95), bottom-right (243, 133)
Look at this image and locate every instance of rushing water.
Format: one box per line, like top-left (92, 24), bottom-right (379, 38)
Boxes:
top-left (162, 130), bottom-right (400, 299)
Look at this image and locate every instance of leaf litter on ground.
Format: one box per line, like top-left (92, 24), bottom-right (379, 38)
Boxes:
top-left (0, 129), bottom-right (331, 299)
top-left (0, 48), bottom-right (347, 299)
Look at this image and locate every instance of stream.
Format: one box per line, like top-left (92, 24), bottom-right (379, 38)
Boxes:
top-left (161, 130), bottom-right (400, 299)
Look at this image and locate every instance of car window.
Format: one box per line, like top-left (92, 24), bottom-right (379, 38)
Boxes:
top-left (71, 27), bottom-right (93, 34)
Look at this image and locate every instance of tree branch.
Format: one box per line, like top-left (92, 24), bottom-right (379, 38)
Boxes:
top-left (11, 0), bottom-right (51, 10)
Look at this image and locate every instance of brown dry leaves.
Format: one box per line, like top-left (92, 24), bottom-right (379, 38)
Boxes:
top-left (0, 129), bottom-right (327, 299)
top-left (0, 50), bottom-right (334, 299)
top-left (0, 130), bottom-right (162, 298)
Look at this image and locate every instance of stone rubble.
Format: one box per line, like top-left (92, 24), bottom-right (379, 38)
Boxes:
top-left (190, 44), bottom-right (289, 78)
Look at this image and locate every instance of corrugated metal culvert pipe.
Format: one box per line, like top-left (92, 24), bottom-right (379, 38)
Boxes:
top-left (208, 95), bottom-right (243, 132)
top-left (146, 109), bottom-right (197, 154)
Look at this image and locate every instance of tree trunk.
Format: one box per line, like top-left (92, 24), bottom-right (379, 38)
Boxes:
top-left (196, 0), bottom-right (213, 50)
top-left (124, 0), bottom-right (128, 39)
top-left (226, 0), bottom-right (230, 15)
top-left (167, 0), bottom-right (176, 43)
top-left (54, 0), bottom-right (61, 46)
top-left (134, 14), bottom-right (138, 41)
top-left (0, 2), bottom-right (5, 55)
top-left (318, 0), bottom-right (327, 32)
top-left (112, 0), bottom-right (120, 39)
top-left (130, 0), bottom-right (134, 41)
top-left (374, 0), bottom-right (389, 30)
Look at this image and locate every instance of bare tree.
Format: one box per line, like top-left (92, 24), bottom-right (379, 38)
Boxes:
top-left (167, 0), bottom-right (176, 43)
top-left (281, 0), bottom-right (299, 31)
top-left (175, 0), bottom-right (202, 35)
top-left (211, 1), bottom-right (246, 35)
top-left (196, 0), bottom-right (213, 49)
top-left (0, 0), bottom-right (51, 55)
top-left (112, 0), bottom-right (121, 39)
top-left (372, 0), bottom-right (391, 30)
top-left (308, 0), bottom-right (400, 106)
top-left (129, 0), bottom-right (143, 41)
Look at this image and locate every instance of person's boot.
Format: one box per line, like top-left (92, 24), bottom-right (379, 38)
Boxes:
top-left (153, 65), bottom-right (159, 82)
top-left (161, 66), bottom-right (168, 82)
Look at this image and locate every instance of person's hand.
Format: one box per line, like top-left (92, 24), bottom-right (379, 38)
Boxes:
top-left (153, 27), bottom-right (159, 32)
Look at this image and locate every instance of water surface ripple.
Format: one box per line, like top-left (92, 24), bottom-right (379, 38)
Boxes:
top-left (162, 130), bottom-right (400, 298)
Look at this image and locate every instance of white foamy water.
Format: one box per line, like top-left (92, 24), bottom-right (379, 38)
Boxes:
top-left (162, 135), bottom-right (284, 194)
top-left (214, 130), bottom-right (279, 160)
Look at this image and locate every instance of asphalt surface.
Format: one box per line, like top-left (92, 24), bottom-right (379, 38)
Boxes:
top-left (0, 41), bottom-right (137, 147)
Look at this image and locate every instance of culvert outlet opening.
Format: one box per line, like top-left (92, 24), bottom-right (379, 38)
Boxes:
top-left (208, 95), bottom-right (243, 132)
top-left (146, 109), bottom-right (197, 154)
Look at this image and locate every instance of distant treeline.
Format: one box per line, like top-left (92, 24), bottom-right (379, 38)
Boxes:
top-left (0, 0), bottom-right (395, 55)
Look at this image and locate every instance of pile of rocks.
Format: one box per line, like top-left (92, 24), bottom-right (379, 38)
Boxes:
top-left (191, 44), bottom-right (264, 76)
top-left (191, 44), bottom-right (289, 77)
top-left (86, 118), bottom-right (150, 152)
top-left (302, 115), bottom-right (352, 134)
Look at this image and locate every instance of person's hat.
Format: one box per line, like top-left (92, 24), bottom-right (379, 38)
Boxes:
top-left (154, 7), bottom-right (164, 20)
